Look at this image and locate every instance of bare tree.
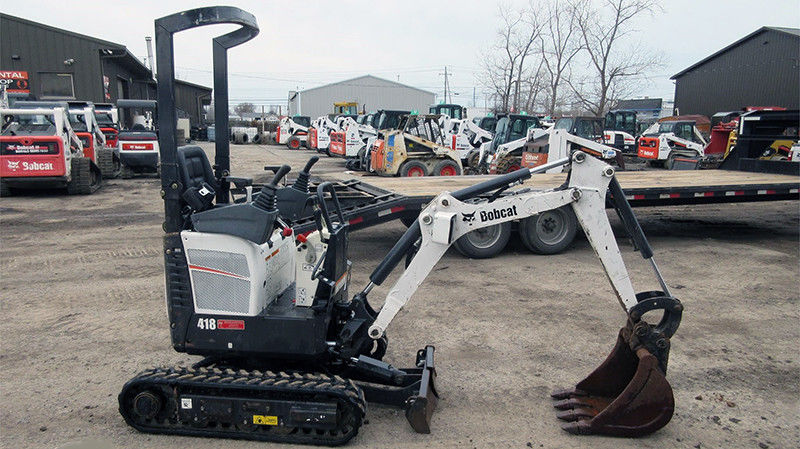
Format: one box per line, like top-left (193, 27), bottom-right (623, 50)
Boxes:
top-left (480, 2), bottom-right (545, 112)
top-left (234, 102), bottom-right (255, 119)
top-left (569, 0), bottom-right (661, 116)
top-left (539, 0), bottom-right (584, 115)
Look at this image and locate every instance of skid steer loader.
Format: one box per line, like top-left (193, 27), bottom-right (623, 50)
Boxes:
top-left (116, 99), bottom-right (160, 178)
top-left (370, 114), bottom-right (462, 177)
top-left (0, 104), bottom-right (99, 195)
top-left (119, 6), bottom-right (684, 445)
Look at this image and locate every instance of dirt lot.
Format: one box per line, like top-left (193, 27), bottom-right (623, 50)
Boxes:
top-left (1, 142), bottom-right (798, 449)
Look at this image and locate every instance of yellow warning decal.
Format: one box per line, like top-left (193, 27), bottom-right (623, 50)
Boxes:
top-left (253, 415), bottom-right (278, 426)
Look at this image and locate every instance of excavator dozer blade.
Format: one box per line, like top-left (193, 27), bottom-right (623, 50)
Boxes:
top-left (551, 328), bottom-right (674, 437)
top-left (404, 346), bottom-right (438, 433)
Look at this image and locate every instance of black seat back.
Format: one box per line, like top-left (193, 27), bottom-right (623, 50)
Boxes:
top-left (177, 146), bottom-right (218, 213)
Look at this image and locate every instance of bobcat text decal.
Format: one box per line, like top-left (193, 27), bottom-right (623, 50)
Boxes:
top-left (480, 205), bottom-right (518, 222)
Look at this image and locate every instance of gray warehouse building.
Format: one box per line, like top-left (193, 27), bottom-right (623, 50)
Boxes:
top-left (671, 26), bottom-right (800, 117)
top-left (287, 75), bottom-right (436, 118)
top-left (0, 13), bottom-right (211, 126)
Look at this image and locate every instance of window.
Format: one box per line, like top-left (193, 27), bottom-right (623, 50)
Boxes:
top-left (39, 73), bottom-right (75, 99)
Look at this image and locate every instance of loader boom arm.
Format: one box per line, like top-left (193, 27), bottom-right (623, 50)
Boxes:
top-left (367, 152), bottom-right (642, 339)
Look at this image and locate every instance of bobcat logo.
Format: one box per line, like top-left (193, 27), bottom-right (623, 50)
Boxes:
top-left (6, 161), bottom-right (19, 171)
top-left (461, 212), bottom-right (476, 223)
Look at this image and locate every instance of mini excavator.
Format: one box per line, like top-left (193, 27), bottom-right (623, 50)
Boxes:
top-left (119, 7), bottom-right (683, 445)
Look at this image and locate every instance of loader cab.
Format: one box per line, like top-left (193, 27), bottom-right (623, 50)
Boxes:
top-left (657, 121), bottom-right (701, 143)
top-left (94, 103), bottom-right (120, 147)
top-left (605, 110), bottom-right (637, 136)
top-left (333, 102), bottom-right (358, 115)
top-left (429, 104), bottom-right (466, 120)
top-left (375, 110), bottom-right (410, 131)
top-left (492, 114), bottom-right (542, 150)
top-left (292, 115), bottom-right (311, 128)
top-left (401, 114), bottom-right (446, 146)
top-left (474, 115), bottom-right (498, 133)
top-left (555, 116), bottom-right (604, 141)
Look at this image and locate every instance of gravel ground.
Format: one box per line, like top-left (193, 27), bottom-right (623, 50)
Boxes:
top-left (1, 142), bottom-right (797, 449)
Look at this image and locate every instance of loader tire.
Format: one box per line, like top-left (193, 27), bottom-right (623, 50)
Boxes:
top-left (287, 136), bottom-right (302, 150)
top-left (495, 155), bottom-right (521, 174)
top-left (97, 148), bottom-right (120, 179)
top-left (433, 159), bottom-right (461, 176)
top-left (67, 157), bottom-right (98, 195)
top-left (399, 160), bottom-right (428, 177)
top-left (518, 205), bottom-right (577, 254)
top-left (665, 153), bottom-right (678, 170)
top-left (454, 222), bottom-right (511, 259)
top-left (0, 180), bottom-right (11, 197)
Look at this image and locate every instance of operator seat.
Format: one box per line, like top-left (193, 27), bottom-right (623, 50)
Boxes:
top-left (177, 145), bottom-right (279, 245)
top-left (177, 145), bottom-right (218, 213)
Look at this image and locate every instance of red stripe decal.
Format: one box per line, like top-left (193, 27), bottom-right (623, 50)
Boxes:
top-left (704, 192), bottom-right (714, 197)
top-left (189, 265), bottom-right (246, 279)
top-left (669, 193), bottom-right (680, 198)
top-left (349, 216), bottom-right (364, 225)
top-left (390, 206), bottom-right (406, 213)
top-left (766, 189), bottom-right (776, 194)
top-left (218, 319), bottom-right (245, 330)
top-left (633, 194), bottom-right (645, 200)
top-left (735, 191), bottom-right (744, 196)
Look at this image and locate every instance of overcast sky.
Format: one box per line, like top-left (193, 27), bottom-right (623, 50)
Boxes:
top-left (4, 0), bottom-right (798, 110)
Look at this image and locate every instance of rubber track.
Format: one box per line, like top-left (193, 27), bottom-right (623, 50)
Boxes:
top-left (119, 365), bottom-right (367, 446)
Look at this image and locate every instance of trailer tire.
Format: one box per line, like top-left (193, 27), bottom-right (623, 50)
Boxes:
top-left (518, 206), bottom-right (577, 254)
top-left (454, 222), bottom-right (511, 259)
top-left (399, 160), bottom-right (428, 177)
top-left (495, 155), bottom-right (521, 174)
top-left (0, 180), bottom-right (11, 197)
top-left (67, 157), bottom-right (98, 195)
top-left (433, 159), bottom-right (461, 176)
top-left (287, 136), bottom-right (302, 150)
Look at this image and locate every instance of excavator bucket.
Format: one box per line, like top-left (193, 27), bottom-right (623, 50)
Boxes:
top-left (551, 328), bottom-right (674, 437)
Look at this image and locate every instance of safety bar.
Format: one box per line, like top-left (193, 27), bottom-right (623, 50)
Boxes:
top-left (316, 182), bottom-right (345, 231)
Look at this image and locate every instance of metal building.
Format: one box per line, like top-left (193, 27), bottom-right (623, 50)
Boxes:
top-left (0, 13), bottom-right (211, 126)
top-left (671, 27), bottom-right (800, 117)
top-left (287, 75), bottom-right (436, 118)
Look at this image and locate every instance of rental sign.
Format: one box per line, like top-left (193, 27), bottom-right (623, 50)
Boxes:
top-left (0, 71), bottom-right (30, 93)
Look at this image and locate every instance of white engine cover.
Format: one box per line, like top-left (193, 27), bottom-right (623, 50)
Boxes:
top-left (181, 229), bottom-right (295, 316)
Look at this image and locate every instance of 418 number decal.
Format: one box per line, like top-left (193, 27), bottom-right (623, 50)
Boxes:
top-left (197, 318), bottom-right (216, 330)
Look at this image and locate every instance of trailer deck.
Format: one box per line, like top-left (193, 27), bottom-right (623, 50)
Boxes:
top-left (291, 169), bottom-right (798, 234)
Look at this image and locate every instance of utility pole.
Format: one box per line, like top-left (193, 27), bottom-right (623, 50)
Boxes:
top-left (439, 66), bottom-right (451, 104)
top-left (472, 87), bottom-right (476, 108)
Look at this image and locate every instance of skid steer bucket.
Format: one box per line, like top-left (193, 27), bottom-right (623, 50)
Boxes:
top-left (551, 292), bottom-right (682, 437)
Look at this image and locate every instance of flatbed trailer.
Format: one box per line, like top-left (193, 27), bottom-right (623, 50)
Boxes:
top-left (291, 168), bottom-right (798, 255)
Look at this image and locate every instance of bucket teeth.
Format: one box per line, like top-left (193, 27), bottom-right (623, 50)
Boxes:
top-left (556, 407), bottom-right (596, 421)
top-left (550, 327), bottom-right (675, 437)
top-left (552, 398), bottom-right (592, 410)
top-left (550, 388), bottom-right (586, 400)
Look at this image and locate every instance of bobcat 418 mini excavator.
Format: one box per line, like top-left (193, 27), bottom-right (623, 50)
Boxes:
top-left (119, 7), bottom-right (684, 446)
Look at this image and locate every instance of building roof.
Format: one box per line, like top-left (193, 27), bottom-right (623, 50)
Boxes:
top-left (616, 98), bottom-right (663, 111)
top-left (1, 13), bottom-right (211, 92)
top-left (299, 75), bottom-right (435, 96)
top-left (176, 79), bottom-right (212, 93)
top-left (671, 26), bottom-right (800, 79)
top-left (1, 13), bottom-right (123, 49)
